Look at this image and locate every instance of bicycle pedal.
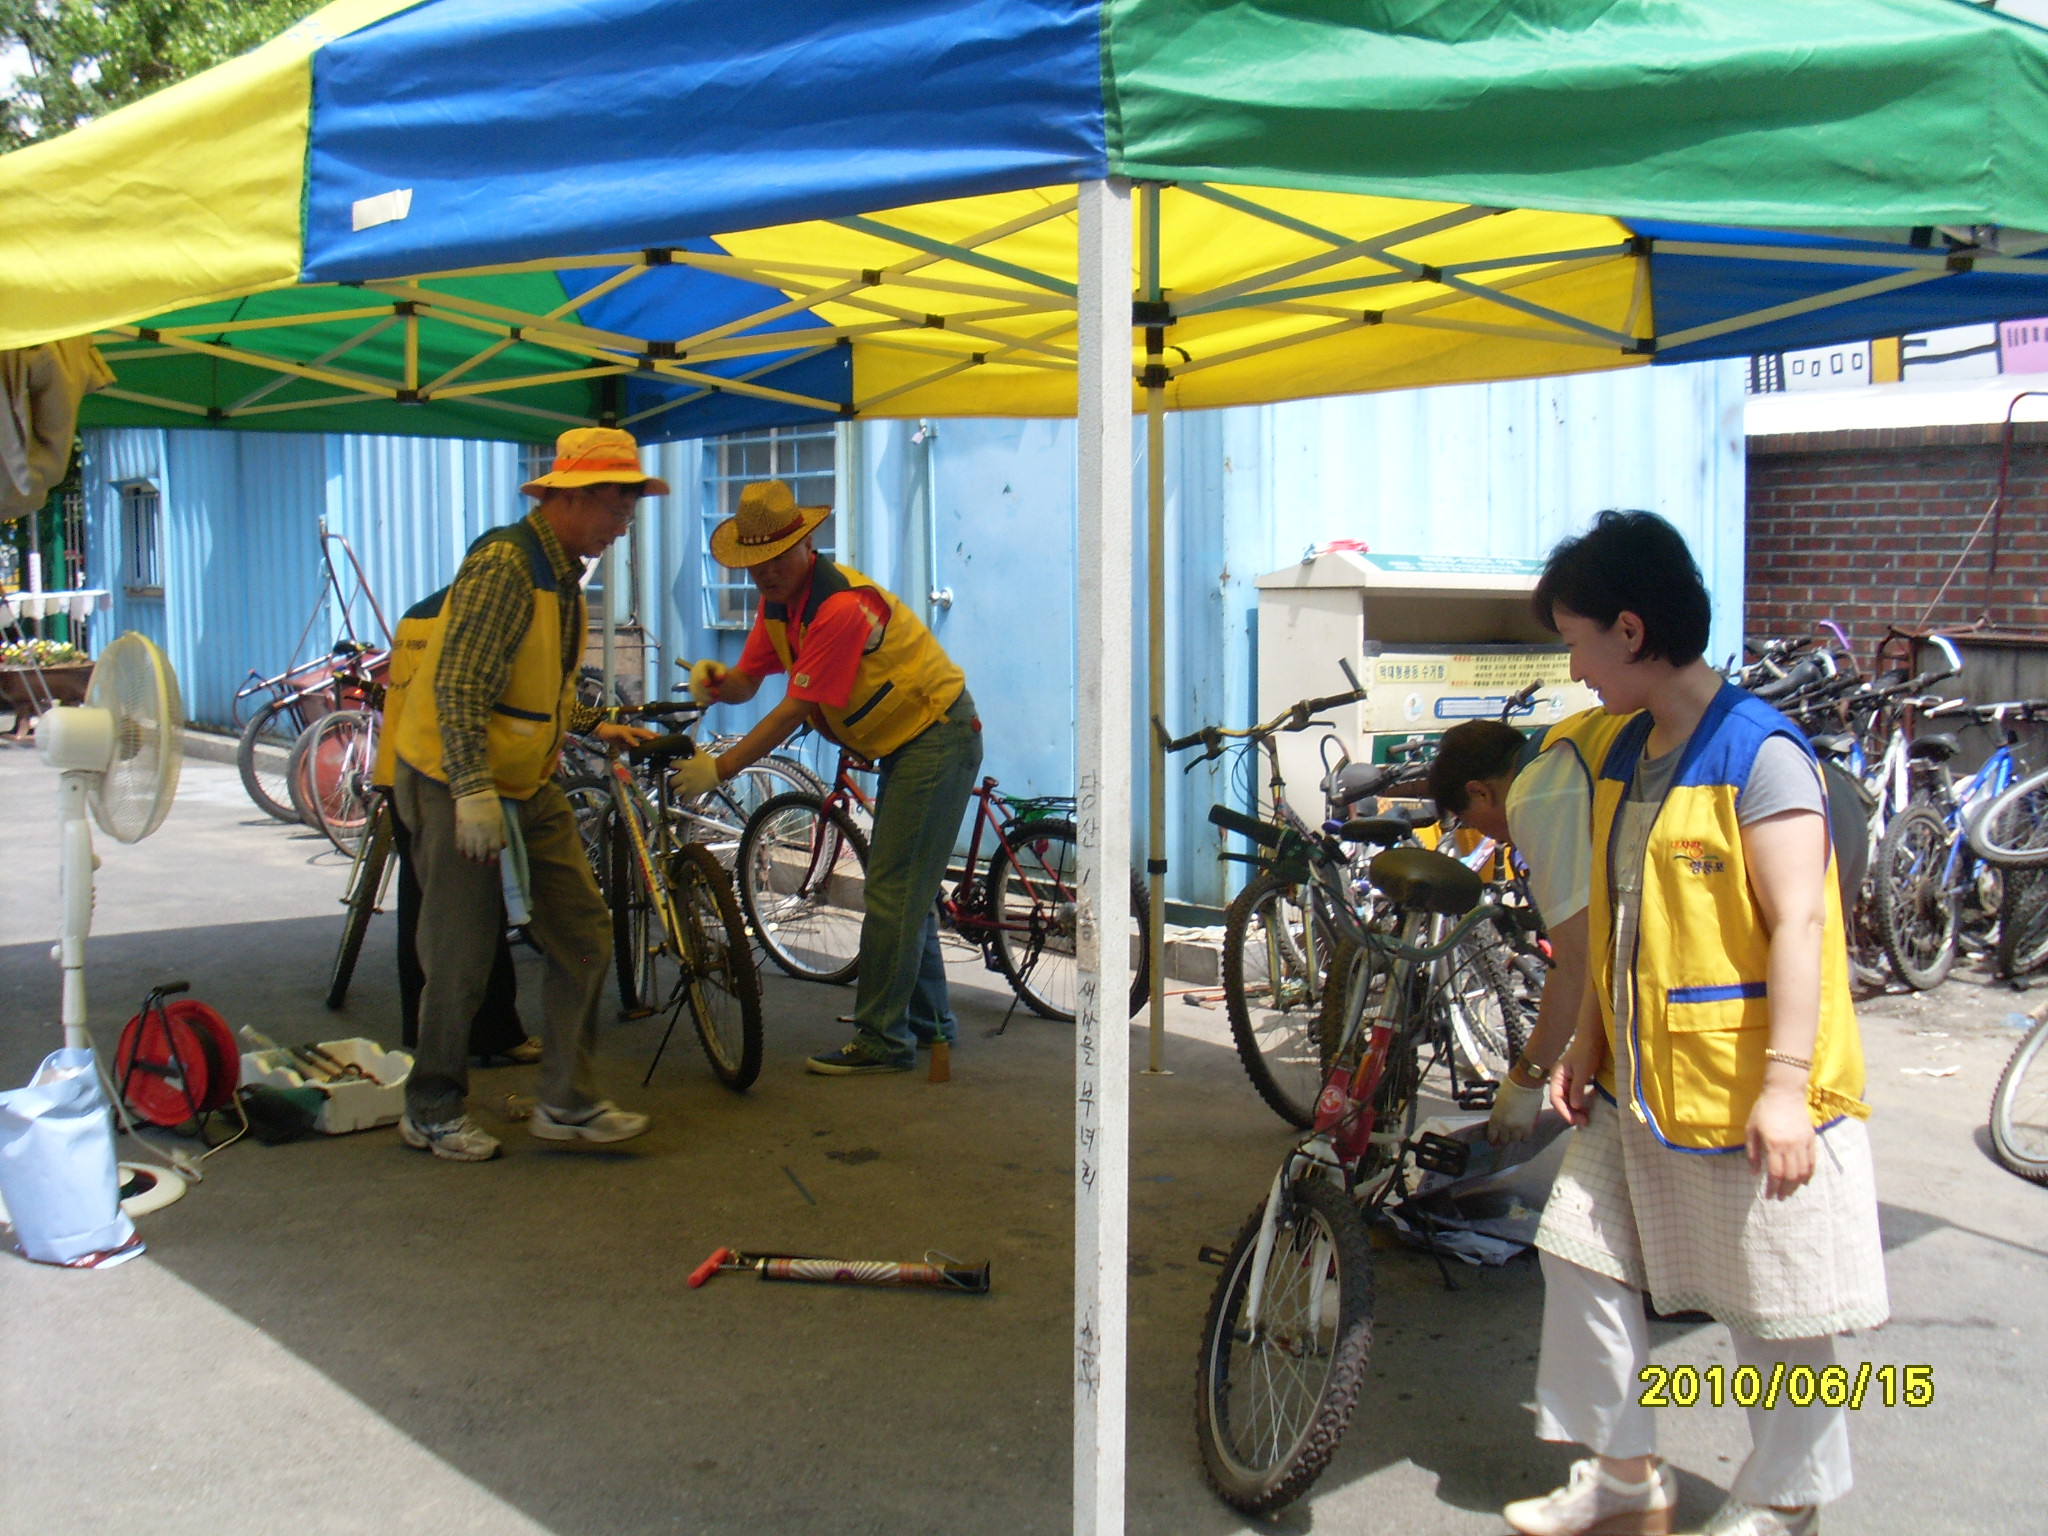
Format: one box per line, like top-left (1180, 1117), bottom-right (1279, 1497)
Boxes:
top-left (1410, 1132), bottom-right (1469, 1177)
top-left (1453, 1079), bottom-right (1498, 1111)
top-left (1196, 1244), bottom-right (1232, 1267)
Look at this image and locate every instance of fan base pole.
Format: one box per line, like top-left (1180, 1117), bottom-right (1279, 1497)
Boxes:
top-left (58, 774), bottom-right (94, 1052)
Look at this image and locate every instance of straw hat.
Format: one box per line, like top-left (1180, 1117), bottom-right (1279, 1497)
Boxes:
top-left (520, 427), bottom-right (671, 497)
top-left (709, 480), bottom-right (831, 568)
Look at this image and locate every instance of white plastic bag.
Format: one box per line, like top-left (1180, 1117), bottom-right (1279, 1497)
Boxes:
top-left (0, 1048), bottom-right (140, 1266)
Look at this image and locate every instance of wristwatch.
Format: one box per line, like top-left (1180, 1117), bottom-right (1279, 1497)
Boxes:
top-left (1508, 1055), bottom-right (1547, 1089)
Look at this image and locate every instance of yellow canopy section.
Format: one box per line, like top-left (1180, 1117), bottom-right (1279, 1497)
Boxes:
top-left (0, 0), bottom-right (421, 351)
top-left (713, 185), bottom-right (1648, 416)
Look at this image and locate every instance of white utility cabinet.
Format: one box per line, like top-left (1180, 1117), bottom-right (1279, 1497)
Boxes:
top-left (1254, 551), bottom-right (1600, 805)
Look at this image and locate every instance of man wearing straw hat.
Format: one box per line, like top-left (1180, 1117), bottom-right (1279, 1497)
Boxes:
top-left (381, 427), bottom-right (664, 1159)
top-left (676, 480), bottom-right (981, 1074)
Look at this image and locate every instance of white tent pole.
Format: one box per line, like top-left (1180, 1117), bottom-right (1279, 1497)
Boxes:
top-left (1140, 182), bottom-right (1169, 1078)
top-left (1073, 175), bottom-right (1132, 1536)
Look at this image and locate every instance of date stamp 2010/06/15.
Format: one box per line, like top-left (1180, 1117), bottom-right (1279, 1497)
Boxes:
top-left (1638, 1363), bottom-right (1932, 1410)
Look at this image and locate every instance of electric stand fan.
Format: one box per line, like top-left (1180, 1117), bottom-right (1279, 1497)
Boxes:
top-left (34, 632), bottom-right (190, 1215)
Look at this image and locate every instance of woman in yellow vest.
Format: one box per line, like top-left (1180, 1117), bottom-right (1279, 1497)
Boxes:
top-left (676, 480), bottom-right (980, 1075)
top-left (1501, 513), bottom-right (1886, 1536)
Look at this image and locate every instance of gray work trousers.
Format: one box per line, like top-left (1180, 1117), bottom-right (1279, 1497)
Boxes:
top-left (393, 762), bottom-right (611, 1124)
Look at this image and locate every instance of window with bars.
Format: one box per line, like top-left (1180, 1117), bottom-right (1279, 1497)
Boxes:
top-left (121, 482), bottom-right (162, 594)
top-left (700, 425), bottom-right (838, 629)
top-left (60, 490), bottom-right (86, 590)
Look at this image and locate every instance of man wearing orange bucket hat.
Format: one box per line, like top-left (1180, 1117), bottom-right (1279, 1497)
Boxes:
top-left (681, 480), bottom-right (980, 1075)
top-left (379, 427), bottom-right (665, 1159)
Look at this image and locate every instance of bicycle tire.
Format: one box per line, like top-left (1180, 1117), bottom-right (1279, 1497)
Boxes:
top-left (237, 695), bottom-right (304, 823)
top-left (289, 710), bottom-right (379, 854)
top-left (667, 843), bottom-right (764, 1090)
top-left (986, 818), bottom-right (1150, 1021)
top-left (1194, 1177), bottom-right (1375, 1516)
top-left (1445, 923), bottom-right (1535, 1079)
top-left (1873, 802), bottom-right (1959, 990)
top-left (1222, 871), bottom-right (1333, 1128)
top-left (1990, 1018), bottom-right (2048, 1183)
top-left (1965, 763), bottom-right (2048, 868)
top-left (609, 797), bottom-right (665, 1015)
top-left (736, 791), bottom-right (870, 984)
top-left (326, 797), bottom-right (393, 1009)
top-left (1999, 868), bottom-right (2048, 979)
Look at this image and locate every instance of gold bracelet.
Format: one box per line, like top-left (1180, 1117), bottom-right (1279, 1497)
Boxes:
top-left (1764, 1048), bottom-right (1812, 1071)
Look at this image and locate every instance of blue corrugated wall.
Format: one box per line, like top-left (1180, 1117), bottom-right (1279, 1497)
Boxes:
top-left (78, 358), bottom-right (1744, 908)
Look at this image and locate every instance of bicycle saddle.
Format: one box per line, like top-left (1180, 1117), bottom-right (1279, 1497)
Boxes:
top-left (1367, 846), bottom-right (1484, 917)
top-left (1808, 733), bottom-right (1856, 760)
top-left (627, 732), bottom-right (697, 765)
top-left (1326, 760), bottom-right (1393, 806)
top-left (1336, 814), bottom-right (1412, 848)
top-left (1908, 733), bottom-right (1961, 762)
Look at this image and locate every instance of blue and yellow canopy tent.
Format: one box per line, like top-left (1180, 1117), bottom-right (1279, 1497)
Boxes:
top-left (12, 4), bottom-right (2048, 1529)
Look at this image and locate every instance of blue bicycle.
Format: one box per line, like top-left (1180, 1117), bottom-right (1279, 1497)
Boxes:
top-left (1873, 700), bottom-right (2045, 989)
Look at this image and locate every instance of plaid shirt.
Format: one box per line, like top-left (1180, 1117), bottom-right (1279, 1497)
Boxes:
top-left (435, 509), bottom-right (600, 799)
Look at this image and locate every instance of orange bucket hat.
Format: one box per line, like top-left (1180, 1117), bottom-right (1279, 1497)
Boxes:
top-left (709, 480), bottom-right (831, 568)
top-left (520, 427), bottom-right (671, 497)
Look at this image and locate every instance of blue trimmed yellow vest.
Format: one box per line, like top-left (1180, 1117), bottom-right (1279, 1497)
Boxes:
top-left (762, 557), bottom-right (963, 759)
top-left (378, 520), bottom-right (581, 799)
top-left (1543, 689), bottom-right (1867, 1151)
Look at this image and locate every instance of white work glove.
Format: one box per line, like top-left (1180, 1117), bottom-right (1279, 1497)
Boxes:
top-left (1487, 1073), bottom-right (1545, 1146)
top-left (453, 790), bottom-right (507, 863)
top-left (687, 658), bottom-right (729, 706)
top-left (668, 750), bottom-right (721, 802)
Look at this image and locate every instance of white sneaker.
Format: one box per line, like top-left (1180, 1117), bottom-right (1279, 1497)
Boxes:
top-left (398, 1112), bottom-right (502, 1162)
top-left (1505, 1458), bottom-right (1678, 1536)
top-left (529, 1100), bottom-right (650, 1144)
top-left (1693, 1501), bottom-right (1818, 1536)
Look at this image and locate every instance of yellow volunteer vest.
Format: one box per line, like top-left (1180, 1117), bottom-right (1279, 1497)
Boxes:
top-left (1548, 690), bottom-right (1866, 1151)
top-left (762, 557), bottom-right (963, 759)
top-left (382, 519), bottom-right (581, 800)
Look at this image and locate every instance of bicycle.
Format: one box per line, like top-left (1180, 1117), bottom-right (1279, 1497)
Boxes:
top-left (1990, 1009), bottom-right (2048, 1183)
top-left (592, 703), bottom-right (763, 1088)
top-left (735, 752), bottom-right (1151, 1022)
top-left (1871, 699), bottom-right (2048, 988)
top-left (1193, 803), bottom-right (1523, 1515)
top-left (238, 638), bottom-right (388, 823)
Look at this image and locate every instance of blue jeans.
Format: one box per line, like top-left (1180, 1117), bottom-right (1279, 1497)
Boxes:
top-left (849, 691), bottom-right (982, 1062)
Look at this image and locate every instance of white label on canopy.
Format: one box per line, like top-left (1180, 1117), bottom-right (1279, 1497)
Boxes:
top-left (352, 188), bottom-right (415, 232)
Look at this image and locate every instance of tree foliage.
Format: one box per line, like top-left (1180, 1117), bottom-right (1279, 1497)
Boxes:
top-left (2, 0), bottom-right (323, 152)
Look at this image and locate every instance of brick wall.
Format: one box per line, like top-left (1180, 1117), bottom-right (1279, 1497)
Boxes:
top-left (1746, 422), bottom-right (2048, 666)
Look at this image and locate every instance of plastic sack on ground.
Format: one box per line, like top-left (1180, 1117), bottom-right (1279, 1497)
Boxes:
top-left (1386, 1111), bottom-right (1572, 1266)
top-left (0, 1048), bottom-right (141, 1267)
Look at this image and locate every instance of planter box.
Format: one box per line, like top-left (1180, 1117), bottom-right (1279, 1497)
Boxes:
top-left (0, 662), bottom-right (94, 739)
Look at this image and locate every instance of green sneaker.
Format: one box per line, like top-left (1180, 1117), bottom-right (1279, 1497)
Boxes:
top-left (805, 1041), bottom-right (914, 1076)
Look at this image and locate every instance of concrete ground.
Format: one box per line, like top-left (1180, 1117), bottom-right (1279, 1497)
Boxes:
top-left (2, 741), bottom-right (2045, 1536)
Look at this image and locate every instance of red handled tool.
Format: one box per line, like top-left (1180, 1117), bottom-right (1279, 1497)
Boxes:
top-left (688, 1247), bottom-right (990, 1293)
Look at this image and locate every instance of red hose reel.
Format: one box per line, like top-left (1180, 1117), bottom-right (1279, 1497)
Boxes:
top-left (112, 984), bottom-right (238, 1130)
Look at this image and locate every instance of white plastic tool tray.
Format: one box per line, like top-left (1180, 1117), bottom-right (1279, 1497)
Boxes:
top-left (239, 1038), bottom-right (412, 1134)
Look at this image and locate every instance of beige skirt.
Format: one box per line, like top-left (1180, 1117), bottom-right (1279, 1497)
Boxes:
top-left (1535, 1094), bottom-right (1890, 1339)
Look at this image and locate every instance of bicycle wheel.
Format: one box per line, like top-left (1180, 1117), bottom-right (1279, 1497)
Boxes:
top-left (325, 796), bottom-right (393, 1009)
top-left (288, 710), bottom-right (379, 854)
top-left (1444, 923), bottom-right (1535, 1079)
top-left (666, 843), bottom-right (764, 1090)
top-left (1999, 868), bottom-right (2048, 979)
top-left (1874, 802), bottom-right (1959, 990)
top-left (559, 773), bottom-right (612, 880)
top-left (986, 818), bottom-right (1150, 1021)
top-left (1966, 764), bottom-right (2048, 868)
top-left (1222, 871), bottom-right (1333, 1128)
top-left (1991, 1018), bottom-right (2048, 1182)
top-left (237, 695), bottom-right (304, 822)
top-left (737, 791), bottom-right (870, 984)
top-left (1195, 1177), bottom-right (1375, 1516)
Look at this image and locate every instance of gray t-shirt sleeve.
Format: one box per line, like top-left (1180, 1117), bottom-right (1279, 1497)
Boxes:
top-left (1737, 734), bottom-right (1825, 826)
